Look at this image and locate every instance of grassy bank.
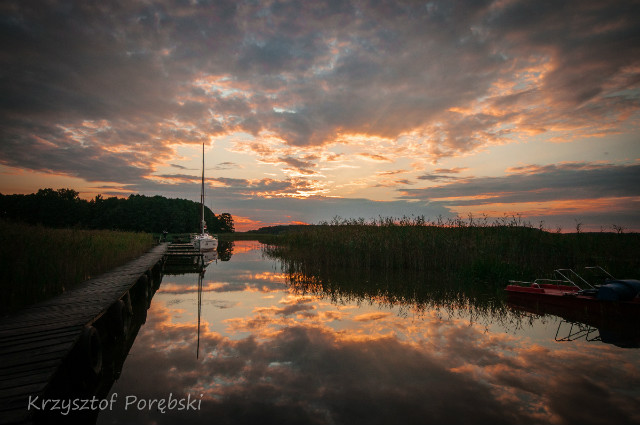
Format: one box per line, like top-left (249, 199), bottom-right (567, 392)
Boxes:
top-left (0, 220), bottom-right (155, 315)
top-left (265, 218), bottom-right (640, 284)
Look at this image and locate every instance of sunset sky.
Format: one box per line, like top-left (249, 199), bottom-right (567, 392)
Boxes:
top-left (1, 0), bottom-right (639, 231)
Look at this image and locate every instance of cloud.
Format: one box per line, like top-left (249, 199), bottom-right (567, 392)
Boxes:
top-left (376, 169), bottom-right (409, 176)
top-left (2, 1), bottom-right (638, 172)
top-left (402, 162), bottom-right (640, 205)
top-left (417, 167), bottom-right (470, 182)
top-left (136, 174), bottom-right (327, 200)
top-left (278, 156), bottom-right (317, 175)
top-left (170, 163), bottom-right (193, 170)
top-left (213, 161), bottom-right (240, 170)
top-left (434, 168), bottom-right (467, 174)
top-left (488, 1), bottom-right (640, 107)
top-left (169, 161), bottom-right (239, 172)
top-left (1, 0), bottom-right (639, 230)
top-left (160, 282), bottom-right (255, 295)
top-left (400, 161), bottom-right (640, 230)
top-left (353, 312), bottom-right (393, 322)
top-left (254, 303), bottom-right (316, 318)
top-left (101, 298), bottom-right (640, 425)
top-left (357, 153), bottom-right (392, 162)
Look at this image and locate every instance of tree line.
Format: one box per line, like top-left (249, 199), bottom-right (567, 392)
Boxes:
top-left (248, 224), bottom-right (309, 235)
top-left (0, 188), bottom-right (234, 234)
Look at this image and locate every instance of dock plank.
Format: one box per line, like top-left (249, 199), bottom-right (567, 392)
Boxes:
top-left (0, 360), bottom-right (61, 380)
top-left (0, 243), bottom-right (167, 424)
top-left (0, 327), bottom-right (85, 345)
top-left (0, 334), bottom-right (78, 357)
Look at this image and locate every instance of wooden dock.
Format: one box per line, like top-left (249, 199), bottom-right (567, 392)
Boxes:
top-left (0, 243), bottom-right (168, 425)
top-left (165, 243), bottom-right (203, 260)
top-left (163, 243), bottom-right (209, 274)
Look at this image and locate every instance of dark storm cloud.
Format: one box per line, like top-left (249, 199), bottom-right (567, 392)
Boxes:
top-left (0, 0), bottom-right (238, 181)
top-left (487, 0), bottom-right (640, 107)
top-left (402, 162), bottom-right (640, 205)
top-left (0, 125), bottom-right (154, 183)
top-left (0, 1), bottom-right (181, 120)
top-left (1, 0), bottom-right (638, 185)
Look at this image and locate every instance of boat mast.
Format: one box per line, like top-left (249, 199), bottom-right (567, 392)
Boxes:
top-left (201, 143), bottom-right (205, 235)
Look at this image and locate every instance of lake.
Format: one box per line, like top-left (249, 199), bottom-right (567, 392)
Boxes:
top-left (97, 240), bottom-right (640, 425)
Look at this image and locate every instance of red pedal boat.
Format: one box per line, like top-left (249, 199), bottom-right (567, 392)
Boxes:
top-left (506, 268), bottom-right (640, 347)
top-left (505, 267), bottom-right (640, 317)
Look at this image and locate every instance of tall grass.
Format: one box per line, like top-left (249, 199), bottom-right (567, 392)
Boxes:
top-left (0, 220), bottom-right (155, 315)
top-left (263, 216), bottom-right (639, 328)
top-left (265, 215), bottom-right (640, 284)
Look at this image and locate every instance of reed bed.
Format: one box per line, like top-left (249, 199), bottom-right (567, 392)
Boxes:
top-left (264, 216), bottom-right (640, 284)
top-left (279, 264), bottom-right (524, 331)
top-left (264, 216), bottom-right (639, 329)
top-left (0, 220), bottom-right (155, 315)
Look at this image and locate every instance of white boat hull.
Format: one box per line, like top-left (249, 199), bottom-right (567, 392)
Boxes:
top-left (192, 234), bottom-right (218, 252)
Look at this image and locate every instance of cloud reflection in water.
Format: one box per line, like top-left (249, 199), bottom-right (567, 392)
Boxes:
top-left (100, 244), bottom-right (640, 425)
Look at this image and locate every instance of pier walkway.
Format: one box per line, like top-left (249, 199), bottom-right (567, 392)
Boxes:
top-left (0, 243), bottom-right (168, 424)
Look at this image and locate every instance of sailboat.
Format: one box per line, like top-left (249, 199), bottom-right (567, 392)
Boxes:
top-left (191, 143), bottom-right (218, 252)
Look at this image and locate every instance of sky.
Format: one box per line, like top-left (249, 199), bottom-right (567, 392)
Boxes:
top-left (1, 0), bottom-right (639, 232)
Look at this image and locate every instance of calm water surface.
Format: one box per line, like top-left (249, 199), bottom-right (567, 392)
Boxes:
top-left (98, 241), bottom-right (640, 425)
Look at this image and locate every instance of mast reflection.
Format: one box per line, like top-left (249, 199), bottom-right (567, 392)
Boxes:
top-left (197, 269), bottom-right (204, 359)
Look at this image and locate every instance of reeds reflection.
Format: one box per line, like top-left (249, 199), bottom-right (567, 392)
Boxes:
top-left (265, 246), bottom-right (519, 332)
top-left (265, 244), bottom-right (640, 349)
top-left (98, 241), bottom-right (640, 425)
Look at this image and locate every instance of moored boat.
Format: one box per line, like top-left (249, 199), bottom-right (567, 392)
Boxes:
top-left (506, 267), bottom-right (640, 348)
top-left (505, 267), bottom-right (640, 316)
top-left (191, 143), bottom-right (218, 253)
top-left (192, 232), bottom-right (217, 252)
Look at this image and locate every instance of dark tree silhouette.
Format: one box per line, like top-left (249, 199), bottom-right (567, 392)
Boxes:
top-left (0, 189), bottom-right (234, 233)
